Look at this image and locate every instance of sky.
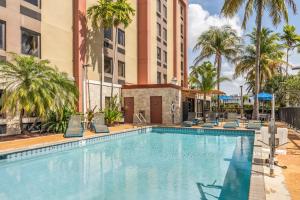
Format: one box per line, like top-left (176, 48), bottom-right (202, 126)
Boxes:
top-left (188, 0), bottom-right (300, 95)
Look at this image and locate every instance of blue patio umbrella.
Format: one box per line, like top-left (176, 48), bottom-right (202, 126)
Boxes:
top-left (220, 96), bottom-right (231, 101)
top-left (257, 92), bottom-right (273, 101)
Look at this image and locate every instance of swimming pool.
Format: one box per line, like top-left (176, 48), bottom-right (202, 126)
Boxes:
top-left (0, 128), bottom-right (254, 200)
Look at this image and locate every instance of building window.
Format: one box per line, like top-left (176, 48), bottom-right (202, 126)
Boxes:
top-left (118, 61), bottom-right (125, 78)
top-left (157, 47), bottom-right (161, 61)
top-left (118, 29), bottom-right (125, 46)
top-left (181, 42), bottom-right (184, 53)
top-left (180, 5), bottom-right (184, 16)
top-left (105, 97), bottom-right (111, 108)
top-left (24, 0), bottom-right (40, 7)
top-left (181, 24), bottom-right (184, 35)
top-left (157, 0), bottom-right (161, 13)
top-left (0, 21), bottom-right (5, 50)
top-left (163, 51), bottom-right (167, 63)
top-left (157, 23), bottom-right (161, 37)
top-left (104, 56), bottom-right (113, 74)
top-left (163, 28), bottom-right (167, 41)
top-left (157, 72), bottom-right (161, 84)
top-left (163, 5), bottom-right (167, 18)
top-left (163, 74), bottom-right (167, 84)
top-left (21, 28), bottom-right (40, 57)
top-left (181, 61), bottom-right (184, 71)
top-left (104, 28), bottom-right (112, 40)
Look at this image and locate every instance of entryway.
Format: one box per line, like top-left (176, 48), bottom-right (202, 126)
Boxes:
top-left (150, 96), bottom-right (162, 124)
top-left (124, 97), bottom-right (134, 123)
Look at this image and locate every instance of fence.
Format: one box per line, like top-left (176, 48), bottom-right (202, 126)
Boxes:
top-left (279, 107), bottom-right (300, 130)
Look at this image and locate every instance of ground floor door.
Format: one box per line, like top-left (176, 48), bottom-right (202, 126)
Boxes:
top-left (150, 96), bottom-right (162, 124)
top-left (124, 97), bottom-right (134, 123)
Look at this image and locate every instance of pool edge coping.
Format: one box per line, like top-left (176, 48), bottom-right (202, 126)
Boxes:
top-left (249, 130), bottom-right (266, 200)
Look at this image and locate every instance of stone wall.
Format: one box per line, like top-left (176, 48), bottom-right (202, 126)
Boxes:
top-left (122, 87), bottom-right (182, 124)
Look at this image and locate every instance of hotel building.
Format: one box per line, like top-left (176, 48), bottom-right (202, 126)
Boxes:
top-left (0, 0), bottom-right (209, 135)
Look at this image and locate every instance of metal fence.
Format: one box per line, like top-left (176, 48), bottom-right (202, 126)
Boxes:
top-left (279, 107), bottom-right (300, 130)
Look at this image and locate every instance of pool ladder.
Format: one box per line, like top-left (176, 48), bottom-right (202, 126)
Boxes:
top-left (136, 113), bottom-right (147, 134)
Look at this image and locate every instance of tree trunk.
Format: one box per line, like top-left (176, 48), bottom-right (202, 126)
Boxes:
top-left (203, 93), bottom-right (207, 122)
top-left (100, 30), bottom-right (104, 111)
top-left (19, 109), bottom-right (25, 134)
top-left (286, 49), bottom-right (289, 76)
top-left (110, 26), bottom-right (118, 108)
top-left (217, 53), bottom-right (222, 111)
top-left (253, 0), bottom-right (263, 120)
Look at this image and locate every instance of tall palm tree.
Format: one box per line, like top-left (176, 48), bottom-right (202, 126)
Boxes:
top-left (189, 61), bottom-right (229, 122)
top-left (234, 28), bottom-right (285, 93)
top-left (0, 54), bottom-right (78, 133)
top-left (281, 24), bottom-right (300, 76)
top-left (88, 0), bottom-right (135, 108)
top-left (87, 0), bottom-right (114, 111)
top-left (221, 0), bottom-right (297, 119)
top-left (193, 25), bottom-right (241, 109)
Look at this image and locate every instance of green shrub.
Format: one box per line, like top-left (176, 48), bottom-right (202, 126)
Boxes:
top-left (104, 95), bottom-right (122, 126)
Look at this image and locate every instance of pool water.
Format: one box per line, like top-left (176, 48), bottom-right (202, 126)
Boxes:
top-left (0, 130), bottom-right (254, 200)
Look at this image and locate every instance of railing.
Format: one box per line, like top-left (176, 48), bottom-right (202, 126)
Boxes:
top-left (135, 113), bottom-right (147, 134)
top-left (279, 107), bottom-right (300, 130)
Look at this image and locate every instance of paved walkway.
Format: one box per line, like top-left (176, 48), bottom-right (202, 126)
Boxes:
top-left (277, 128), bottom-right (300, 200)
top-left (0, 124), bottom-right (134, 152)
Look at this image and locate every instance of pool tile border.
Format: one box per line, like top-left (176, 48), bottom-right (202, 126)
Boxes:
top-left (0, 127), bottom-right (150, 162)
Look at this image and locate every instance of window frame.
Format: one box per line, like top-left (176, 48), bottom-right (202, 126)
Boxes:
top-left (118, 60), bottom-right (125, 78)
top-left (24, 0), bottom-right (41, 8)
top-left (157, 72), bottom-right (161, 84)
top-left (0, 20), bottom-right (6, 50)
top-left (117, 29), bottom-right (125, 46)
top-left (104, 28), bottom-right (113, 40)
top-left (157, 23), bottom-right (161, 37)
top-left (21, 27), bottom-right (41, 58)
top-left (157, 47), bottom-right (161, 61)
top-left (157, 0), bottom-right (161, 13)
top-left (104, 56), bottom-right (113, 75)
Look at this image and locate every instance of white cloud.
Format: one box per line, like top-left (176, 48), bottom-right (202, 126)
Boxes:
top-left (188, 4), bottom-right (245, 95)
top-left (188, 4), bottom-right (243, 48)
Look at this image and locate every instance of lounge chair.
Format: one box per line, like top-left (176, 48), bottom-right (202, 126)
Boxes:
top-left (223, 113), bottom-right (239, 129)
top-left (246, 120), bottom-right (262, 130)
top-left (223, 121), bottom-right (239, 129)
top-left (202, 122), bottom-right (215, 128)
top-left (182, 121), bottom-right (193, 127)
top-left (91, 113), bottom-right (109, 133)
top-left (64, 115), bottom-right (84, 138)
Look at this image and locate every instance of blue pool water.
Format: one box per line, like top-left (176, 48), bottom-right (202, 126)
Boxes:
top-left (0, 129), bottom-right (254, 200)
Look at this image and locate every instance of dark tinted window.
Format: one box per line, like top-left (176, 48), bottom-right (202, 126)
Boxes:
top-left (104, 57), bottom-right (113, 74)
top-left (104, 28), bottom-right (112, 40)
top-left (118, 61), bottom-right (125, 77)
top-left (118, 29), bottom-right (125, 46)
top-left (21, 28), bottom-right (40, 57)
top-left (0, 21), bottom-right (5, 50)
top-left (24, 0), bottom-right (40, 7)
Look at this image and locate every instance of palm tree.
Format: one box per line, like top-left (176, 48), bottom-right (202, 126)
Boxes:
top-left (0, 54), bottom-right (78, 133)
top-left (234, 28), bottom-right (285, 93)
top-left (87, 0), bottom-right (114, 111)
top-left (88, 0), bottom-right (135, 108)
top-left (221, 0), bottom-right (297, 119)
top-left (281, 24), bottom-right (300, 76)
top-left (189, 61), bottom-right (229, 122)
top-left (193, 25), bottom-right (241, 109)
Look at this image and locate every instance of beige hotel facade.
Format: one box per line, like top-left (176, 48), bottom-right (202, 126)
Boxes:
top-left (0, 0), bottom-right (211, 135)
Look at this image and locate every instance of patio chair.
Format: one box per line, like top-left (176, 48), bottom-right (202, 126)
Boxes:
top-left (206, 112), bottom-right (219, 126)
top-left (91, 113), bottom-right (109, 134)
top-left (246, 120), bottom-right (262, 130)
top-left (64, 115), bottom-right (84, 138)
top-left (182, 121), bottom-right (193, 127)
top-left (182, 118), bottom-right (203, 127)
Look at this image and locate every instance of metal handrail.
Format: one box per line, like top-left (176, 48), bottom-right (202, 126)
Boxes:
top-left (135, 113), bottom-right (147, 134)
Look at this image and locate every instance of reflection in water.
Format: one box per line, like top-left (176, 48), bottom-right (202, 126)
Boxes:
top-left (0, 132), bottom-right (253, 200)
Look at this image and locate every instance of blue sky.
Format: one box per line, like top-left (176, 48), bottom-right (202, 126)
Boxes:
top-left (188, 0), bottom-right (300, 94)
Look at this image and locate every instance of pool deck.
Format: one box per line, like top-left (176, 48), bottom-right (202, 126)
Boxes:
top-left (0, 124), bottom-right (135, 152)
top-left (0, 123), bottom-right (298, 199)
